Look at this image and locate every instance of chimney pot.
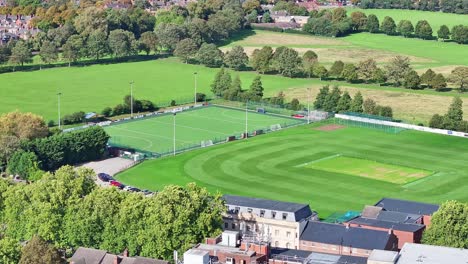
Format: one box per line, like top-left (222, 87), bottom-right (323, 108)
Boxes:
top-left (123, 248), bottom-right (129, 257)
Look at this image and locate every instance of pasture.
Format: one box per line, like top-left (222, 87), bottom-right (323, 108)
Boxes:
top-left (105, 105), bottom-right (303, 154)
top-left (115, 122), bottom-right (468, 217)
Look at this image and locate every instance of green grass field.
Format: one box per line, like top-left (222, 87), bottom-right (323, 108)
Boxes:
top-left (345, 8), bottom-right (468, 33)
top-left (115, 122), bottom-right (468, 217)
top-left (105, 106), bottom-right (303, 154)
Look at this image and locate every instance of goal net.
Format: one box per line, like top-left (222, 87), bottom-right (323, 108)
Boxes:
top-left (270, 124), bottom-right (282, 131)
top-left (201, 140), bottom-right (214, 147)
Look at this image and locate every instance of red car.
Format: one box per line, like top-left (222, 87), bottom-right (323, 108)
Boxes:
top-left (109, 180), bottom-right (124, 189)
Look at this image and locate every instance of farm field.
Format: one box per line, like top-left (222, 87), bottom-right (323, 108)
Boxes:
top-left (115, 122), bottom-right (468, 217)
top-left (345, 8), bottom-right (468, 33)
top-left (105, 105), bottom-right (303, 154)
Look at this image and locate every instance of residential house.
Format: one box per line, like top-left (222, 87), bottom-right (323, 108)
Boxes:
top-left (269, 248), bottom-right (367, 264)
top-left (374, 198), bottom-right (439, 226)
top-left (298, 221), bottom-right (398, 257)
top-left (223, 195), bottom-right (318, 250)
top-left (70, 247), bottom-right (169, 264)
top-left (347, 205), bottom-right (426, 249)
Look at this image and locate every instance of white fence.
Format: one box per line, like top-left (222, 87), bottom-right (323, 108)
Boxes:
top-left (335, 114), bottom-right (468, 138)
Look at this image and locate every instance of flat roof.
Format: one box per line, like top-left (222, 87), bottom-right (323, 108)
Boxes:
top-left (223, 195), bottom-right (309, 213)
top-left (368, 250), bottom-right (399, 262)
top-left (348, 217), bottom-right (425, 232)
top-left (397, 243), bottom-right (468, 264)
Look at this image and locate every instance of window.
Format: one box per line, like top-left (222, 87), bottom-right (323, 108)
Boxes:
top-left (232, 223), bottom-right (236, 229)
top-left (295, 232), bottom-right (298, 238)
top-left (226, 257), bottom-right (233, 264)
top-left (275, 230), bottom-right (279, 236)
top-left (224, 222), bottom-right (228, 228)
top-left (272, 211), bottom-right (277, 218)
top-left (286, 243), bottom-right (290, 249)
top-left (260, 210), bottom-right (265, 217)
top-left (247, 208), bottom-right (253, 213)
top-left (234, 207), bottom-right (240, 213)
top-left (282, 213), bottom-right (288, 220)
top-left (286, 231), bottom-right (291, 238)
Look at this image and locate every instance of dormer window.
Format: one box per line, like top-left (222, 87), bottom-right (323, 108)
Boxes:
top-left (272, 211), bottom-right (277, 218)
top-left (247, 208), bottom-right (253, 213)
top-left (282, 213), bottom-right (288, 220)
top-left (260, 210), bottom-right (265, 217)
top-left (234, 207), bottom-right (240, 213)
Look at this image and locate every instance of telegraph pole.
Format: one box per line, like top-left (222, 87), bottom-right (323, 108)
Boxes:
top-left (57, 92), bottom-right (62, 130)
top-left (130, 81), bottom-right (134, 118)
top-left (307, 88), bottom-right (311, 124)
top-left (194, 72), bottom-right (198, 106)
top-left (173, 113), bottom-right (176, 156)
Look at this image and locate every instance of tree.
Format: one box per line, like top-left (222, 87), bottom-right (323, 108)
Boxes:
top-left (363, 98), bottom-right (378, 115)
top-left (273, 47), bottom-right (301, 77)
top-left (323, 86), bottom-right (341, 112)
top-left (336, 91), bottom-right (352, 112)
top-left (430, 74), bottom-right (447, 91)
top-left (19, 235), bottom-right (62, 264)
top-left (87, 30), bottom-right (108, 60)
top-left (372, 68), bottom-right (387, 84)
top-left (248, 76), bottom-right (263, 101)
top-left (451, 25), bottom-right (468, 44)
top-left (341, 63), bottom-right (359, 83)
top-left (224, 46), bottom-right (249, 70)
top-left (211, 68), bottom-right (231, 97)
top-left (350, 11), bottom-right (367, 31)
top-left (380, 16), bottom-right (396, 35)
top-left (446, 96), bottom-right (464, 123)
top-left (429, 114), bottom-right (444, 128)
top-left (437, 25), bottom-right (451, 41)
top-left (397, 20), bottom-right (414, 37)
top-left (251, 46), bottom-right (273, 74)
top-left (39, 40), bottom-right (58, 65)
top-left (349, 92), bottom-right (364, 113)
top-left (174, 38), bottom-right (198, 63)
top-left (108, 29), bottom-right (138, 58)
top-left (302, 50), bottom-right (318, 78)
top-left (224, 75), bottom-right (243, 100)
top-left (62, 35), bottom-right (84, 66)
top-left (420, 69), bottom-right (436, 87)
top-left (138, 31), bottom-right (158, 55)
top-left (314, 86), bottom-right (329, 110)
top-left (74, 7), bottom-right (107, 37)
top-left (415, 20), bottom-right (433, 40)
top-left (358, 59), bottom-right (378, 83)
top-left (422, 201), bottom-right (467, 248)
top-left (242, 0), bottom-right (260, 14)
top-left (9, 41), bottom-right (31, 66)
top-left (7, 150), bottom-right (42, 181)
top-left (196, 43), bottom-right (224, 68)
top-left (329, 60), bottom-right (344, 78)
top-left (403, 70), bottom-right (421, 89)
top-left (155, 23), bottom-right (187, 52)
top-left (0, 45), bottom-right (12, 65)
top-left (0, 237), bottom-right (21, 264)
top-left (385, 56), bottom-right (411, 86)
top-left (379, 106), bottom-right (393, 118)
top-left (366, 14), bottom-right (380, 33)
top-left (449, 67), bottom-right (468, 93)
top-left (262, 12), bottom-right (272, 23)
top-left (313, 65), bottom-right (328, 80)
top-left (0, 111), bottom-right (48, 141)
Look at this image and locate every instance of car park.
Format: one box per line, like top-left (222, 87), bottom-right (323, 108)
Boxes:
top-left (109, 180), bottom-right (124, 189)
top-left (97, 173), bottom-right (113, 182)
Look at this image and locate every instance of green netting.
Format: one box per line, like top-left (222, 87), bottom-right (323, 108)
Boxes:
top-left (343, 112), bottom-right (393, 121)
top-left (331, 118), bottom-right (406, 134)
top-left (323, 211), bottom-right (361, 224)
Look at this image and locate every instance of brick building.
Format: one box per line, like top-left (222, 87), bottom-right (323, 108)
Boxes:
top-left (269, 248), bottom-right (367, 264)
top-left (298, 221), bottom-right (398, 257)
top-left (374, 198), bottom-right (439, 227)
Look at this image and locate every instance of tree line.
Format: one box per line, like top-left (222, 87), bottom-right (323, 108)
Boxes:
top-left (0, 168), bottom-right (224, 263)
top-left (302, 8), bottom-right (468, 44)
top-left (357, 0), bottom-right (468, 14)
top-left (429, 96), bottom-right (468, 132)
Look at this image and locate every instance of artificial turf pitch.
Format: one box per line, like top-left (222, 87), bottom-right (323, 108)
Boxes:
top-left (115, 122), bottom-right (468, 217)
top-left (105, 106), bottom-right (303, 154)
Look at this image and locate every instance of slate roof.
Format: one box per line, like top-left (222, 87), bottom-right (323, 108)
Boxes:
top-left (270, 248), bottom-right (367, 264)
top-left (375, 198), bottom-right (439, 216)
top-left (348, 217), bottom-right (425, 232)
top-left (70, 247), bottom-right (107, 264)
top-left (376, 211), bottom-right (421, 224)
top-left (223, 195), bottom-right (310, 213)
top-left (300, 221), bottom-right (392, 250)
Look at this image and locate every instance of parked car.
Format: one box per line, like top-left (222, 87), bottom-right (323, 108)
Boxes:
top-left (123, 185), bottom-right (133, 192)
top-left (129, 187), bottom-right (141, 192)
top-left (142, 189), bottom-right (153, 195)
top-left (109, 180), bottom-right (124, 189)
top-left (97, 173), bottom-right (113, 182)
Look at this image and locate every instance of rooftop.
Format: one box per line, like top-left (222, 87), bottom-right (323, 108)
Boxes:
top-left (270, 248), bottom-right (367, 264)
top-left (348, 217), bottom-right (425, 232)
top-left (300, 221), bottom-right (393, 250)
top-left (397, 243), bottom-right (468, 264)
top-left (223, 195), bottom-right (310, 213)
top-left (368, 249), bottom-right (399, 262)
top-left (375, 198), bottom-right (439, 216)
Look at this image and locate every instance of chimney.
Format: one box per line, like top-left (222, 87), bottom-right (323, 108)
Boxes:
top-left (345, 223), bottom-right (350, 229)
top-left (113, 255), bottom-right (119, 264)
top-left (388, 228), bottom-right (393, 235)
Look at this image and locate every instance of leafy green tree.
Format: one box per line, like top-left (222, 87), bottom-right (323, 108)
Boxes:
top-left (224, 46), bottom-right (249, 70)
top-left (19, 235), bottom-right (62, 264)
top-left (174, 38), bottom-right (198, 63)
top-left (273, 47), bottom-right (301, 77)
top-left (196, 43), bottom-right (224, 68)
top-left (420, 69), bottom-right (436, 87)
top-left (446, 96), bottom-right (464, 123)
top-left (340, 63), bottom-right (359, 82)
top-left (451, 25), bottom-right (468, 44)
top-left (380, 16), bottom-right (397, 35)
top-left (242, 0), bottom-right (260, 14)
top-left (366, 14), bottom-right (380, 33)
top-left (0, 45), bottom-right (11, 65)
top-left (73, 7), bottom-right (107, 37)
top-left (385, 56), bottom-right (411, 86)
top-left (358, 58), bottom-right (378, 83)
top-left (403, 70), bottom-right (421, 89)
top-left (430, 74), bottom-right (447, 91)
top-left (248, 76), bottom-right (263, 101)
top-left (7, 150), bottom-right (42, 181)
top-left (62, 35), bottom-right (84, 67)
top-left (350, 11), bottom-right (367, 31)
top-left (323, 86), bottom-right (341, 112)
top-left (101, 107), bottom-right (112, 117)
top-left (251, 46), bottom-right (273, 74)
top-left (422, 200), bottom-right (467, 248)
top-left (349, 92), bottom-right (364, 113)
top-left (313, 65), bottom-right (328, 80)
top-left (336, 91), bottom-right (352, 112)
top-left (397, 20), bottom-right (414, 37)
top-left (207, 9), bottom-right (243, 42)
top-left (437, 25), bottom-right (450, 41)
top-left (108, 29), bottom-right (138, 58)
top-left (224, 75), bottom-right (243, 100)
top-left (0, 237), bottom-right (21, 264)
top-left (429, 114), bottom-right (444, 128)
top-left (329, 61), bottom-right (344, 79)
top-left (9, 41), bottom-right (31, 66)
top-left (332, 7), bottom-right (347, 23)
top-left (155, 23), bottom-right (187, 52)
top-left (211, 68), bottom-right (232, 97)
top-left (302, 50), bottom-right (318, 78)
top-left (379, 106), bottom-right (393, 118)
top-left (415, 20), bottom-right (433, 40)
top-left (155, 9), bottom-right (185, 26)
top-left (449, 67), bottom-right (468, 93)
top-left (363, 98), bottom-right (378, 115)
top-left (289, 98), bottom-right (301, 111)
top-left (87, 30), bottom-right (108, 60)
top-left (262, 12), bottom-right (272, 23)
top-left (314, 86), bottom-right (329, 110)
top-left (138, 31), bottom-right (158, 55)
top-left (372, 68), bottom-right (387, 84)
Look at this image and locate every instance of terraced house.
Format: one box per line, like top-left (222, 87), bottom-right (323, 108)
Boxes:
top-left (222, 195), bottom-right (318, 249)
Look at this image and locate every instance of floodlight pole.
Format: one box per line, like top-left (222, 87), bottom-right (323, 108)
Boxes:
top-left (307, 88), bottom-right (310, 124)
top-left (173, 113), bottom-right (176, 156)
top-left (57, 92), bottom-right (62, 130)
top-left (130, 81), bottom-right (134, 118)
top-left (245, 102), bottom-right (248, 139)
top-left (194, 72), bottom-right (198, 106)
